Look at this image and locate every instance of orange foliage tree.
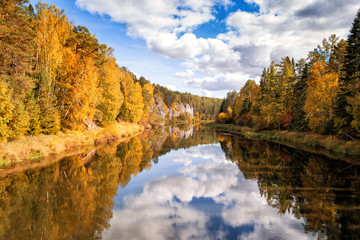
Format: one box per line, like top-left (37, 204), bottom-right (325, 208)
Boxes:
top-left (304, 61), bottom-right (339, 133)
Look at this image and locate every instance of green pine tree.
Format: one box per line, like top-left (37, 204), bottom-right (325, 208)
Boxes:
top-left (335, 9), bottom-right (360, 136)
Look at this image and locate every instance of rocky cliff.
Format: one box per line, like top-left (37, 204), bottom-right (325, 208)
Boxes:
top-left (148, 96), bottom-right (167, 127)
top-left (150, 96), bottom-right (166, 119)
top-left (169, 103), bottom-right (194, 119)
top-left (148, 96), bottom-right (195, 127)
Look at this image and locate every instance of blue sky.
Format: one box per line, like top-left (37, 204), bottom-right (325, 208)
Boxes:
top-left (29, 0), bottom-right (360, 97)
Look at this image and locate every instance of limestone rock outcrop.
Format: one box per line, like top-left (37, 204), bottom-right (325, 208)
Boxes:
top-left (149, 96), bottom-right (195, 126)
top-left (169, 103), bottom-right (194, 119)
top-left (148, 96), bottom-right (167, 127)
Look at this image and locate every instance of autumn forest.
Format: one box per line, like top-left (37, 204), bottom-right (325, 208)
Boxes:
top-left (2, 0), bottom-right (360, 145)
top-left (217, 10), bottom-right (360, 139)
top-left (0, 0), bottom-right (222, 142)
top-left (2, 1), bottom-right (360, 239)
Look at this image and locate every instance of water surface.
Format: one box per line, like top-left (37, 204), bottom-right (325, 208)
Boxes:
top-left (1, 126), bottom-right (359, 239)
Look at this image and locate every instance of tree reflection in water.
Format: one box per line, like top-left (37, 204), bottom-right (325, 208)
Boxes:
top-left (218, 133), bottom-right (360, 240)
top-left (0, 127), bottom-right (359, 239)
top-left (0, 125), bottom-right (218, 240)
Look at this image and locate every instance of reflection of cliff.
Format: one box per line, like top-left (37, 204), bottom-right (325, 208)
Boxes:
top-left (154, 125), bottom-right (219, 161)
top-left (116, 125), bottom-right (219, 186)
top-left (169, 125), bottom-right (193, 140)
top-left (218, 134), bottom-right (360, 240)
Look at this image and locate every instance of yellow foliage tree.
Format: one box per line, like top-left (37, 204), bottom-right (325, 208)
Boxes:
top-left (0, 80), bottom-right (14, 141)
top-left (96, 56), bottom-right (124, 126)
top-left (119, 71), bottom-right (144, 123)
top-left (35, 3), bottom-right (71, 81)
top-left (234, 79), bottom-right (261, 126)
top-left (55, 25), bottom-right (101, 130)
top-left (34, 3), bottom-right (70, 134)
top-left (304, 61), bottom-right (339, 133)
top-left (217, 108), bottom-right (232, 124)
top-left (141, 82), bottom-right (154, 121)
top-left (57, 51), bottom-right (99, 130)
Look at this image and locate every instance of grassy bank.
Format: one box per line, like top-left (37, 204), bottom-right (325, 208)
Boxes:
top-left (205, 122), bottom-right (360, 162)
top-left (0, 121), bottom-right (144, 168)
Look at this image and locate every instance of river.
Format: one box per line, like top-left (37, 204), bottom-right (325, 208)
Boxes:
top-left (0, 125), bottom-right (359, 239)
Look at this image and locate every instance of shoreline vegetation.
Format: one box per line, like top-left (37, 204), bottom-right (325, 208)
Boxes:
top-left (205, 122), bottom-right (360, 163)
top-left (0, 0), bottom-right (221, 174)
top-left (211, 10), bottom-right (360, 164)
top-left (2, 1), bottom-right (360, 174)
top-left (0, 121), bottom-right (144, 172)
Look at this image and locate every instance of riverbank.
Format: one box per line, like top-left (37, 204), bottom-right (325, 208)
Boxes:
top-left (0, 121), bottom-right (144, 169)
top-left (205, 122), bottom-right (360, 162)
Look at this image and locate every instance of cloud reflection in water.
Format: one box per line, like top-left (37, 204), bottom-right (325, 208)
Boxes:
top-left (102, 144), bottom-right (317, 240)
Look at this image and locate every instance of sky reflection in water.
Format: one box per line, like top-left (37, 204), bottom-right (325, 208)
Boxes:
top-left (102, 144), bottom-right (316, 240)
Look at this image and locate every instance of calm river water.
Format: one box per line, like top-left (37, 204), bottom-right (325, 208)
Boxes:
top-left (1, 126), bottom-right (360, 240)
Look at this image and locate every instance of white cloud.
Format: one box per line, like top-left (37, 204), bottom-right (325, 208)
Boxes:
top-left (201, 89), bottom-right (214, 97)
top-left (75, 0), bottom-right (231, 60)
top-left (182, 145), bottom-right (227, 162)
top-left (182, 38), bottom-right (242, 73)
top-left (174, 69), bottom-right (195, 78)
top-left (173, 156), bottom-right (193, 166)
top-left (184, 72), bottom-right (253, 91)
top-left (147, 33), bottom-right (209, 59)
top-left (164, 84), bottom-right (177, 91)
top-left (75, 0), bottom-right (242, 83)
top-left (220, 0), bottom-right (360, 70)
top-left (76, 0), bottom-right (360, 95)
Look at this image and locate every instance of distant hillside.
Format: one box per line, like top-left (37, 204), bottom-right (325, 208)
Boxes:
top-left (136, 77), bottom-right (222, 124)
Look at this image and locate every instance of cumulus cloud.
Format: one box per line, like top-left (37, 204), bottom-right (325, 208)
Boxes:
top-left (201, 89), bottom-right (215, 97)
top-left (182, 38), bottom-right (242, 73)
top-left (75, 0), bottom-right (231, 59)
top-left (221, 0), bottom-right (360, 68)
top-left (182, 145), bottom-right (227, 162)
top-left (164, 84), bottom-right (177, 91)
top-left (75, 0), bottom-right (211, 37)
top-left (76, 0), bottom-right (360, 94)
top-left (147, 33), bottom-right (209, 59)
top-left (174, 69), bottom-right (195, 78)
top-left (184, 72), bottom-right (252, 91)
top-left (172, 156), bottom-right (193, 166)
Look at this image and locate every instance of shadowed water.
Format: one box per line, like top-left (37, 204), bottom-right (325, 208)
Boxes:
top-left (0, 125), bottom-right (359, 239)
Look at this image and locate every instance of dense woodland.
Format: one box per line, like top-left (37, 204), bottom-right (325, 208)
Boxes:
top-left (3, 0), bottom-right (360, 143)
top-left (218, 9), bottom-right (360, 138)
top-left (0, 0), bottom-right (222, 141)
top-left (152, 83), bottom-right (222, 121)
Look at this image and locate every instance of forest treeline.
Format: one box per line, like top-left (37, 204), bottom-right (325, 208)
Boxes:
top-left (0, 0), bottom-right (222, 141)
top-left (152, 83), bottom-right (222, 121)
top-left (218, 9), bottom-right (360, 138)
